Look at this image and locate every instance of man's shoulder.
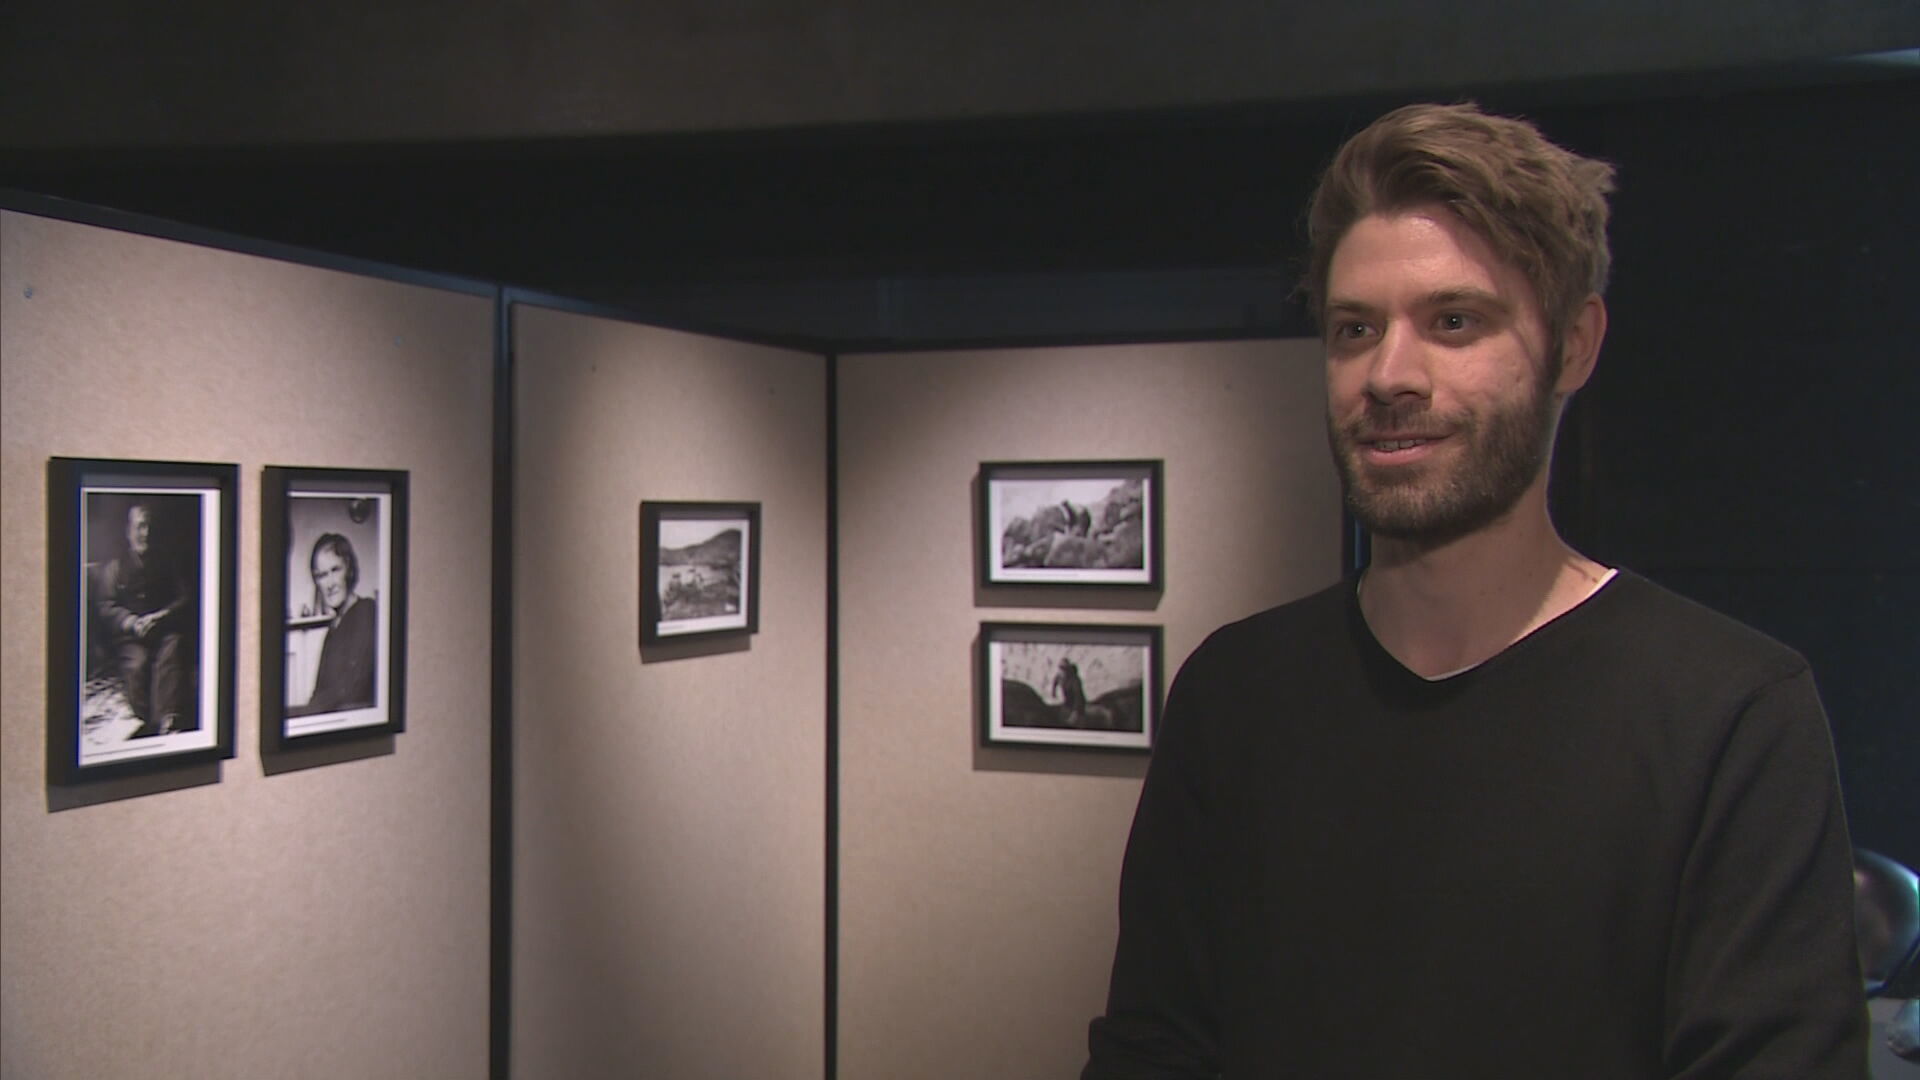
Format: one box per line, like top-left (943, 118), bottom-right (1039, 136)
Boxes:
top-left (1243, 576), bottom-right (1352, 628)
top-left (95, 555), bottom-right (132, 589)
top-left (1185, 578), bottom-right (1353, 667)
top-left (1582, 569), bottom-right (1810, 683)
top-left (1594, 570), bottom-right (1801, 656)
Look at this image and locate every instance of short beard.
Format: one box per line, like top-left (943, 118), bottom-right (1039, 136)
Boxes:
top-left (1328, 380), bottom-right (1559, 551)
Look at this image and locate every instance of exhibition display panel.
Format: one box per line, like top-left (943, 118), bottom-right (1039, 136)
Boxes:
top-left (2, 201), bottom-right (1339, 1080)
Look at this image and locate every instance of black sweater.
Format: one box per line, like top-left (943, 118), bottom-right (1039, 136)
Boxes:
top-left (1086, 572), bottom-right (1867, 1079)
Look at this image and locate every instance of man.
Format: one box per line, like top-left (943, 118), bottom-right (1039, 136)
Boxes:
top-left (96, 501), bottom-right (191, 737)
top-left (1054, 656), bottom-right (1089, 727)
top-left (1084, 103), bottom-right (1866, 1078)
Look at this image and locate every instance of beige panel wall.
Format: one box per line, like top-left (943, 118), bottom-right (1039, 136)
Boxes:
top-left (0, 211), bottom-right (494, 1079)
top-left (837, 340), bottom-right (1340, 1079)
top-left (510, 305), bottom-right (827, 1079)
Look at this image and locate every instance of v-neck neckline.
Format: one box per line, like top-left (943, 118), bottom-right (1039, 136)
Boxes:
top-left (1347, 568), bottom-right (1624, 687)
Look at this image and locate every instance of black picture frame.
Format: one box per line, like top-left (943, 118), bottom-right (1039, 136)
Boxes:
top-left (640, 501), bottom-right (761, 646)
top-left (46, 457), bottom-right (239, 783)
top-left (260, 466), bottom-right (409, 749)
top-left (978, 621), bottom-right (1163, 752)
top-left (978, 459), bottom-right (1163, 589)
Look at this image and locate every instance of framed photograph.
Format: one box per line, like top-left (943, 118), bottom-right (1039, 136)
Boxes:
top-left (260, 467), bottom-right (408, 747)
top-left (46, 457), bottom-right (238, 783)
top-left (979, 459), bottom-right (1162, 588)
top-left (640, 501), bottom-right (761, 645)
top-left (978, 622), bottom-right (1162, 752)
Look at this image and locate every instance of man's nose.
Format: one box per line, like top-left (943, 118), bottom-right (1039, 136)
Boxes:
top-left (1364, 322), bottom-right (1432, 403)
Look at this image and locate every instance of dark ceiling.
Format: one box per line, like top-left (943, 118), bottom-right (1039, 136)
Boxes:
top-left (3, 2), bottom-right (1915, 343)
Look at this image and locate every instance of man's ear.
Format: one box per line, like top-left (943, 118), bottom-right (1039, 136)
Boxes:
top-left (1555, 294), bottom-right (1607, 395)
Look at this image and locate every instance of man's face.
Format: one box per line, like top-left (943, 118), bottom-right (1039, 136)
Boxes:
top-left (312, 548), bottom-right (350, 612)
top-left (126, 506), bottom-right (151, 556)
top-left (1322, 206), bottom-right (1563, 547)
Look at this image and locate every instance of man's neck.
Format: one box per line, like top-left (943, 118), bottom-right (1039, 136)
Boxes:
top-left (1358, 491), bottom-right (1610, 678)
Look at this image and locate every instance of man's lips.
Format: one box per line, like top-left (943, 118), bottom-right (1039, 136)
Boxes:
top-left (1357, 432), bottom-right (1448, 450)
top-left (1367, 436), bottom-right (1439, 451)
top-left (1350, 431), bottom-right (1451, 465)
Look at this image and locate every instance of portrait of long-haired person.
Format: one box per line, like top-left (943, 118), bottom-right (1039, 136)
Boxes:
top-left (301, 531), bottom-right (376, 713)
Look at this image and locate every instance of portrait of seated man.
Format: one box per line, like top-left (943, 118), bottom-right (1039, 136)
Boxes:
top-left (92, 500), bottom-right (196, 738)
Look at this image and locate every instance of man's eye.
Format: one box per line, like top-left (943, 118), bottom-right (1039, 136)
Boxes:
top-left (1436, 312), bottom-right (1476, 332)
top-left (1334, 321), bottom-right (1372, 340)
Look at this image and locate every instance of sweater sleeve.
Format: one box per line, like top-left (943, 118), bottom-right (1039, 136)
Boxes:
top-left (1662, 665), bottom-right (1870, 1079)
top-left (1084, 648), bottom-right (1225, 1080)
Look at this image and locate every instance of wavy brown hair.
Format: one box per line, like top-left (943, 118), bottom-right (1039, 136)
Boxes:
top-left (1304, 102), bottom-right (1616, 364)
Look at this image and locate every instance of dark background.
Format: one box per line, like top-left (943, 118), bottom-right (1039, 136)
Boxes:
top-left (4, 5), bottom-right (1914, 865)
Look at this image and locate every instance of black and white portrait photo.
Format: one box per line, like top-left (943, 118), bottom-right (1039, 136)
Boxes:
top-left (640, 501), bottom-right (761, 645)
top-left (261, 466), bottom-right (408, 746)
top-left (980, 623), bottom-right (1161, 751)
top-left (980, 460), bottom-right (1162, 587)
top-left (47, 458), bottom-right (238, 781)
top-left (283, 492), bottom-right (391, 733)
top-left (79, 490), bottom-right (216, 756)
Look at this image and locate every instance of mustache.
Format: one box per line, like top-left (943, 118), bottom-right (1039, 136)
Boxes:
top-left (1336, 401), bottom-right (1465, 440)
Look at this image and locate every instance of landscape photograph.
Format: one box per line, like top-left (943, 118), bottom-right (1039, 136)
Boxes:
top-left (981, 461), bottom-right (1160, 587)
top-left (997, 639), bottom-right (1146, 733)
top-left (997, 476), bottom-right (1147, 572)
top-left (657, 520), bottom-right (743, 622)
top-left (980, 621), bottom-right (1160, 751)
